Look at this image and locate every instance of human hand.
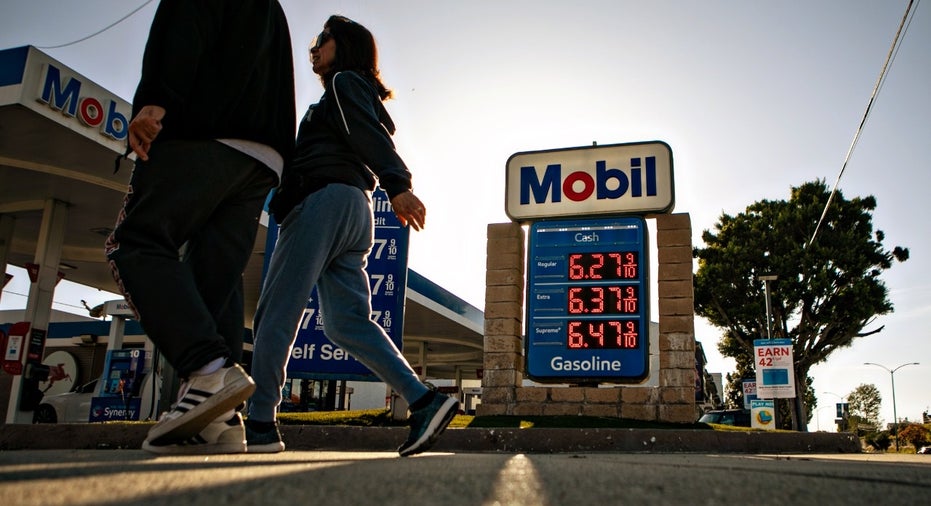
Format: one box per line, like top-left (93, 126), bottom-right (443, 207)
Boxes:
top-left (128, 105), bottom-right (166, 161)
top-left (390, 191), bottom-right (426, 231)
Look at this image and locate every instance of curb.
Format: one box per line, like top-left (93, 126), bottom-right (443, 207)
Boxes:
top-left (0, 423), bottom-right (861, 453)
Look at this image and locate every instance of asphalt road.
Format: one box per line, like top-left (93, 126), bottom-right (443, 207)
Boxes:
top-left (1, 450), bottom-right (929, 506)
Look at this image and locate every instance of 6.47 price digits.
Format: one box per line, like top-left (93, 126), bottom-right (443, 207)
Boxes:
top-left (567, 320), bottom-right (638, 349)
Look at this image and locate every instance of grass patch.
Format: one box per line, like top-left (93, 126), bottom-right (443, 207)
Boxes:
top-left (278, 409), bottom-right (404, 427)
top-left (465, 415), bottom-right (710, 430)
top-left (276, 409), bottom-right (714, 430)
top-left (701, 422), bottom-right (756, 432)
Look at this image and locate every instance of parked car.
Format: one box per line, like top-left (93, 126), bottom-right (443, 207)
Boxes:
top-left (33, 379), bottom-right (99, 423)
top-left (33, 372), bottom-right (159, 423)
top-left (699, 409), bottom-right (752, 427)
top-left (918, 446), bottom-right (931, 454)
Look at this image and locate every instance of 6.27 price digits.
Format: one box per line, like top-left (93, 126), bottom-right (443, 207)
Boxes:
top-left (568, 251), bottom-right (638, 280)
top-left (567, 320), bottom-right (638, 349)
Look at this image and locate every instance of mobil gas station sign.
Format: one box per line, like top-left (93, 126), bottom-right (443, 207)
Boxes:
top-left (0, 46), bottom-right (131, 153)
top-left (507, 140), bottom-right (675, 384)
top-left (505, 141), bottom-right (674, 221)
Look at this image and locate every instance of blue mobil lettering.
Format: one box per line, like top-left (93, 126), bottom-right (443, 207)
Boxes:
top-left (520, 157), bottom-right (657, 205)
top-left (36, 64), bottom-right (128, 141)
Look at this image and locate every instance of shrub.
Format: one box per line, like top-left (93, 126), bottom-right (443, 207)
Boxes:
top-left (865, 431), bottom-right (892, 452)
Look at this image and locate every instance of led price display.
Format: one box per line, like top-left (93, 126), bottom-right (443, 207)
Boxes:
top-left (568, 252), bottom-right (639, 281)
top-left (565, 252), bottom-right (639, 349)
top-left (525, 217), bottom-right (649, 382)
top-left (568, 319), bottom-right (639, 349)
top-left (568, 283), bottom-right (639, 315)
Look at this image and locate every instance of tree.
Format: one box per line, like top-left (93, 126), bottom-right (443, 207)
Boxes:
top-left (724, 360), bottom-right (756, 409)
top-left (898, 423), bottom-right (931, 452)
top-left (693, 180), bottom-right (908, 431)
top-left (847, 383), bottom-right (882, 429)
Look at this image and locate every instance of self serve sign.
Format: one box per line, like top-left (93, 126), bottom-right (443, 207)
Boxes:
top-left (505, 141), bottom-right (674, 221)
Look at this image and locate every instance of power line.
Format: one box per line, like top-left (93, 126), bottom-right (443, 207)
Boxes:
top-left (807, 0), bottom-right (920, 248)
top-left (36, 0), bottom-right (155, 50)
top-left (1, 288), bottom-right (93, 313)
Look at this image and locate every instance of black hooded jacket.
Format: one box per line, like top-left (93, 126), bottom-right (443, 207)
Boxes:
top-left (269, 71), bottom-right (412, 220)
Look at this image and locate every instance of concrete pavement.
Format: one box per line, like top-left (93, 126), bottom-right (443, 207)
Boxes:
top-left (1, 450), bottom-right (929, 505)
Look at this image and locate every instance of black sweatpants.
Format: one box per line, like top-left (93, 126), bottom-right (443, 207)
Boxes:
top-left (106, 140), bottom-right (276, 376)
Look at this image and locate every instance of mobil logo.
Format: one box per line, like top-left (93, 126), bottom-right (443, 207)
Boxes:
top-left (35, 63), bottom-right (129, 141)
top-left (519, 157), bottom-right (657, 204)
top-left (505, 141), bottom-right (675, 221)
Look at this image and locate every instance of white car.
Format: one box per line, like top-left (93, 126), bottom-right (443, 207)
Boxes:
top-left (33, 373), bottom-right (160, 423)
top-left (33, 379), bottom-right (99, 423)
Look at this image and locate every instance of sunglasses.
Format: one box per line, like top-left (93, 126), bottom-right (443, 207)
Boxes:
top-left (309, 31), bottom-right (333, 52)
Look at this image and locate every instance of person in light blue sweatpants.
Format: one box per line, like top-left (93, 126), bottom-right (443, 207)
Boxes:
top-left (248, 184), bottom-right (429, 425)
top-left (245, 15), bottom-right (458, 457)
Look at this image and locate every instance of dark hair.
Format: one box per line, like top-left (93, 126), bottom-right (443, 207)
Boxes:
top-left (322, 15), bottom-right (392, 101)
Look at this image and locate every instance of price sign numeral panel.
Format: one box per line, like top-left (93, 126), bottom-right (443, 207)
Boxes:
top-left (526, 217), bottom-right (649, 383)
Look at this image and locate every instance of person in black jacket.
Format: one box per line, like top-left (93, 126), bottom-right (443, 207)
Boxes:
top-left (105, 0), bottom-right (296, 454)
top-left (246, 15), bottom-right (458, 456)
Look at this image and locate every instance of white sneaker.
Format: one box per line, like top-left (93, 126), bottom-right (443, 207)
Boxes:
top-left (145, 363), bottom-right (255, 445)
top-left (143, 413), bottom-right (246, 454)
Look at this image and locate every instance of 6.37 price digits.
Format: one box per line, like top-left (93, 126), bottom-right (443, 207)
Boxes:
top-left (568, 286), bottom-right (638, 314)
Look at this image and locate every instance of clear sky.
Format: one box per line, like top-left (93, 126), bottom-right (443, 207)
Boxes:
top-left (1, 0), bottom-right (929, 431)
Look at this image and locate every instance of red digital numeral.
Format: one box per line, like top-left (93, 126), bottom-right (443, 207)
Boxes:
top-left (568, 254), bottom-right (584, 280)
top-left (622, 321), bottom-right (637, 348)
top-left (568, 321), bottom-right (584, 348)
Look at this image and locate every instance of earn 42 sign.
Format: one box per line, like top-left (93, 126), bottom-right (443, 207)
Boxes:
top-left (753, 338), bottom-right (796, 398)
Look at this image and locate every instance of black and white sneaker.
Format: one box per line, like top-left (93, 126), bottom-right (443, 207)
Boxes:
top-left (145, 363), bottom-right (255, 445)
top-left (142, 413), bottom-right (246, 455)
top-left (398, 393), bottom-right (458, 457)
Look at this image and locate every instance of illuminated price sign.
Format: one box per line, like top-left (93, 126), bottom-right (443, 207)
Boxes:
top-left (525, 217), bottom-right (649, 382)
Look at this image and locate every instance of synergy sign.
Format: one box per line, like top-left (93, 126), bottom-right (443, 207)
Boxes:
top-left (505, 141), bottom-right (674, 221)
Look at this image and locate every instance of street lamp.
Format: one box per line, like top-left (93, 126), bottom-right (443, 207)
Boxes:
top-left (757, 275), bottom-right (778, 339)
top-left (814, 405), bottom-right (834, 432)
top-left (864, 361), bottom-right (920, 451)
top-left (822, 391), bottom-right (846, 401)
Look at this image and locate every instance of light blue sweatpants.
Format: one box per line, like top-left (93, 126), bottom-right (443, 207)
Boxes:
top-left (248, 184), bottom-right (429, 422)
